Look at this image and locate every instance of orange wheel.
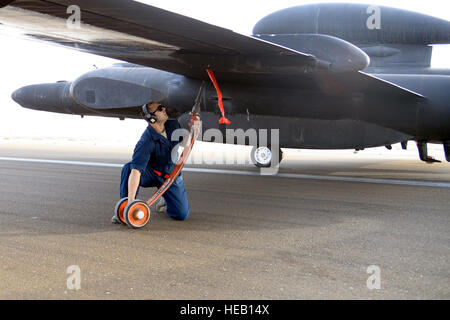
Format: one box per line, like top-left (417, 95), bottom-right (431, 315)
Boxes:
top-left (114, 197), bottom-right (128, 225)
top-left (124, 200), bottom-right (151, 229)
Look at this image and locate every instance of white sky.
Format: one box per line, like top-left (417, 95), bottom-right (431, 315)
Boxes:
top-left (0, 0), bottom-right (449, 143)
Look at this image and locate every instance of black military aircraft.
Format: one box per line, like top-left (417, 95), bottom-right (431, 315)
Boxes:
top-left (1, 1), bottom-right (450, 166)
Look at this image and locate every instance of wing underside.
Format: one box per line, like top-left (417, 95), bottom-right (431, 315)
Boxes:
top-left (0, 0), bottom-right (318, 79)
top-left (0, 0), bottom-right (425, 99)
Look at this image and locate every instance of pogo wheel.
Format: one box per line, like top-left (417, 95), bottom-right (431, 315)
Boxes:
top-left (123, 200), bottom-right (151, 229)
top-left (114, 197), bottom-right (128, 225)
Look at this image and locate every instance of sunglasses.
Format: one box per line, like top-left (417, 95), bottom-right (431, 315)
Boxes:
top-left (149, 104), bottom-right (166, 115)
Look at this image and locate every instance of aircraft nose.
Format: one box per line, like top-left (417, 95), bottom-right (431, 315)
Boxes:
top-left (10, 81), bottom-right (86, 115)
top-left (11, 82), bottom-right (71, 112)
top-left (11, 85), bottom-right (37, 109)
top-left (11, 88), bottom-right (19, 103)
top-left (12, 87), bottom-right (23, 104)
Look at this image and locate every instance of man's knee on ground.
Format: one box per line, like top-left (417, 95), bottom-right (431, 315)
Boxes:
top-left (177, 208), bottom-right (190, 221)
top-left (167, 205), bottom-right (190, 221)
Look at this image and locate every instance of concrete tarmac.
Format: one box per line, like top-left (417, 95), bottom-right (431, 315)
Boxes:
top-left (0, 143), bottom-right (449, 299)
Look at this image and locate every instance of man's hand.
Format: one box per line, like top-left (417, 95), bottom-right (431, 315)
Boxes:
top-left (128, 169), bottom-right (141, 201)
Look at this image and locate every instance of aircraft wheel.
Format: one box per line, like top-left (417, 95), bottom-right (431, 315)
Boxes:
top-left (251, 146), bottom-right (283, 168)
top-left (123, 200), bottom-right (151, 229)
top-left (114, 197), bottom-right (128, 225)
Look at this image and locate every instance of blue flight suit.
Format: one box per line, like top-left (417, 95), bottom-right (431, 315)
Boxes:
top-left (120, 119), bottom-right (190, 221)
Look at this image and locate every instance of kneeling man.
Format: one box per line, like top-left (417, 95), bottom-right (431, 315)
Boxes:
top-left (112, 102), bottom-right (190, 223)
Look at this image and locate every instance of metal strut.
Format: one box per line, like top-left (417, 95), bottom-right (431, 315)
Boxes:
top-left (192, 81), bottom-right (206, 115)
top-left (416, 141), bottom-right (441, 163)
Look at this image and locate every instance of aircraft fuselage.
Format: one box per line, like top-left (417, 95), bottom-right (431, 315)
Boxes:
top-left (11, 66), bottom-right (450, 150)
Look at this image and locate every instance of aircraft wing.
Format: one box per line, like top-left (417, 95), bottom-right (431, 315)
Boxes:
top-left (0, 0), bottom-right (319, 79)
top-left (0, 0), bottom-right (425, 99)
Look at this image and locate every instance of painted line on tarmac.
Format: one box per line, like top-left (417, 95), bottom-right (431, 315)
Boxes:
top-left (1, 156), bottom-right (450, 189)
top-left (0, 156), bottom-right (122, 168)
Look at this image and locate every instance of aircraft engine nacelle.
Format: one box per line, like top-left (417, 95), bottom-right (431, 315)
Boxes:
top-left (254, 34), bottom-right (370, 73)
top-left (70, 66), bottom-right (199, 113)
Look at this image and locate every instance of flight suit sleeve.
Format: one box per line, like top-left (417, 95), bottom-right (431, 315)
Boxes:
top-left (130, 130), bottom-right (154, 173)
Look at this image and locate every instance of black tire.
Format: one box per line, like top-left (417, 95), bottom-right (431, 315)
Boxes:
top-left (251, 146), bottom-right (283, 168)
top-left (114, 197), bottom-right (128, 225)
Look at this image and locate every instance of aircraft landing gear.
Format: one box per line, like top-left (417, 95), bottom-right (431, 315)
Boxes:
top-left (251, 146), bottom-right (283, 168)
top-left (443, 141), bottom-right (450, 162)
top-left (416, 141), bottom-right (441, 164)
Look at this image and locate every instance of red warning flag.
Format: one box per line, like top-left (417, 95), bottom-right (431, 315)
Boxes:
top-left (206, 69), bottom-right (231, 125)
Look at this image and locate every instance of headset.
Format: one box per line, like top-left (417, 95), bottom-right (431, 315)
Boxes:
top-left (141, 103), bottom-right (156, 124)
top-left (142, 103), bottom-right (167, 124)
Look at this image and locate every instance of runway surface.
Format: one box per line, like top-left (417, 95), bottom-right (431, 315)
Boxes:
top-left (0, 143), bottom-right (449, 299)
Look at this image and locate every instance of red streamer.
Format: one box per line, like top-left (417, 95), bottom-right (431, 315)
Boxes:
top-left (206, 69), bottom-right (231, 125)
